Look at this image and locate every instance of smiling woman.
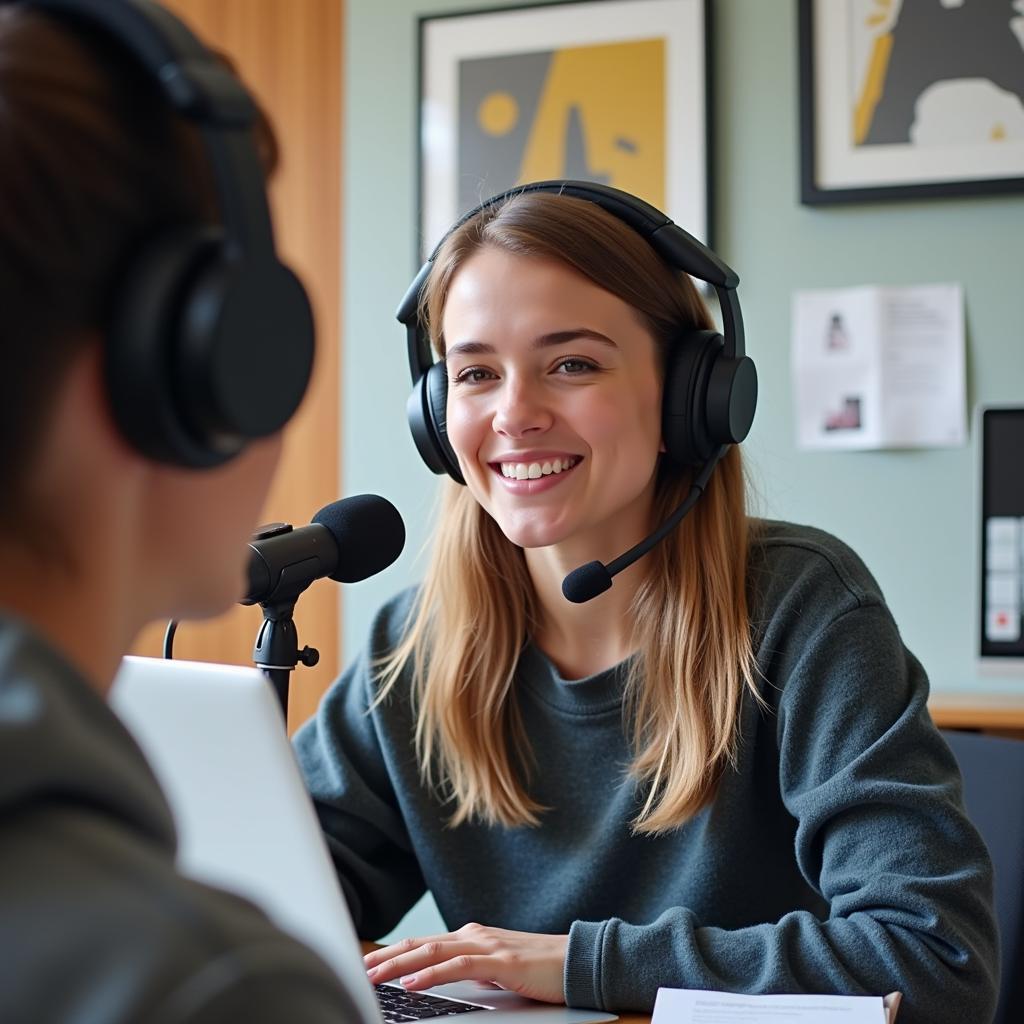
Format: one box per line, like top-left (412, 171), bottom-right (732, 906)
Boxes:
top-left (294, 186), bottom-right (999, 1024)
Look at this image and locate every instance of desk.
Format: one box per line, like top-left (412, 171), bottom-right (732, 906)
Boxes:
top-left (928, 692), bottom-right (1024, 738)
top-left (361, 943), bottom-right (649, 1024)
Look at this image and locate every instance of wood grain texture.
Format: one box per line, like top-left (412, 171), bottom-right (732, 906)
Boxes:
top-left (131, 0), bottom-right (343, 732)
top-left (929, 694), bottom-right (1024, 738)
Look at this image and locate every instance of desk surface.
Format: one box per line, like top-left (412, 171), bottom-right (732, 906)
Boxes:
top-left (928, 691), bottom-right (1024, 733)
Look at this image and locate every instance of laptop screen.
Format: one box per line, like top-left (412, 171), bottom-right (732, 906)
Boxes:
top-left (111, 656), bottom-right (383, 1024)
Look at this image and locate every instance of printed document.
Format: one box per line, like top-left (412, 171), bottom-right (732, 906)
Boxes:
top-left (791, 283), bottom-right (965, 451)
top-left (652, 987), bottom-right (901, 1023)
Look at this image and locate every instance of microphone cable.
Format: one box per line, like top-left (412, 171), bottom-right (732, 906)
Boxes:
top-left (163, 619), bottom-right (178, 659)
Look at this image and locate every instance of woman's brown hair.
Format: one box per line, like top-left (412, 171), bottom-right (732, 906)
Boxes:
top-left (378, 192), bottom-right (758, 834)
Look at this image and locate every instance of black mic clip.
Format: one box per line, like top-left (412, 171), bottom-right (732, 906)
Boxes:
top-left (249, 522), bottom-right (320, 714)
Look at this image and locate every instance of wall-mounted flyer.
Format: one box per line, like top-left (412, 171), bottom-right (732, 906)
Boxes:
top-left (791, 283), bottom-right (965, 451)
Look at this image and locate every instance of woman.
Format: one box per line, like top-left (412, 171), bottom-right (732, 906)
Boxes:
top-left (295, 187), bottom-right (998, 1023)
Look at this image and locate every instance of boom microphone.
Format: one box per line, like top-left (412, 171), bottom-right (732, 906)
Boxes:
top-left (561, 451), bottom-right (723, 604)
top-left (242, 494), bottom-right (405, 606)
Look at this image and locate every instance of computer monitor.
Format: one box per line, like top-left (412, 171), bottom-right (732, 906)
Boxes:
top-left (979, 407), bottom-right (1024, 675)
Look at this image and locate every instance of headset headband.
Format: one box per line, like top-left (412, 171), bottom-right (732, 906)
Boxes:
top-left (396, 180), bottom-right (745, 382)
top-left (17, 0), bottom-right (275, 259)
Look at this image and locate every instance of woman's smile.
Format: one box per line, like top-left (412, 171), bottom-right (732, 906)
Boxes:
top-left (490, 453), bottom-right (583, 493)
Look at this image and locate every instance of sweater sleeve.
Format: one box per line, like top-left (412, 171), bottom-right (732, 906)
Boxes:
top-left (158, 936), bottom-right (366, 1024)
top-left (564, 603), bottom-right (999, 1024)
top-left (293, 603), bottom-right (427, 940)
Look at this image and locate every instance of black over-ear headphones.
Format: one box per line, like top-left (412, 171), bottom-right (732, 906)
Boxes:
top-left (14, 0), bottom-right (314, 467)
top-left (396, 180), bottom-right (757, 487)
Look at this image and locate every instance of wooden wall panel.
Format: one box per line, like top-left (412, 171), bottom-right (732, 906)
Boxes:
top-left (132, 0), bottom-right (343, 732)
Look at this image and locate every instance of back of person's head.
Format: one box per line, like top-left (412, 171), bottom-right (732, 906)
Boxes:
top-left (383, 190), bottom-right (759, 836)
top-left (0, 5), bottom-right (275, 537)
top-left (0, 4), bottom-right (298, 630)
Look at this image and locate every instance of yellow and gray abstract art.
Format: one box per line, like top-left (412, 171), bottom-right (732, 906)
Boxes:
top-left (456, 37), bottom-right (666, 211)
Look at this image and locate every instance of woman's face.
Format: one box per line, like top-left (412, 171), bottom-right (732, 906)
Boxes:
top-left (443, 246), bottom-right (664, 559)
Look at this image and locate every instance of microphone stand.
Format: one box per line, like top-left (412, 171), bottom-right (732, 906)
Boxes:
top-left (253, 598), bottom-right (320, 715)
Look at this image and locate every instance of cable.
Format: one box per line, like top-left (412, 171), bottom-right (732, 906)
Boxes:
top-left (163, 619), bottom-right (178, 659)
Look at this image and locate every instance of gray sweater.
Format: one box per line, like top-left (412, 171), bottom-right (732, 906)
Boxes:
top-left (0, 616), bottom-right (360, 1024)
top-left (295, 520), bottom-right (999, 1023)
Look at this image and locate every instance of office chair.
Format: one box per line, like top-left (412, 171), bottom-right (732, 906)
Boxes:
top-left (941, 729), bottom-right (1024, 1024)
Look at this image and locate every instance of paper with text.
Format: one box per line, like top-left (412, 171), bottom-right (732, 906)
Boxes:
top-left (652, 987), bottom-right (896, 1024)
top-left (791, 283), bottom-right (965, 451)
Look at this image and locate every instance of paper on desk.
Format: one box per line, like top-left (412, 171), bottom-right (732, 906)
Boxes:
top-left (652, 987), bottom-right (901, 1023)
top-left (791, 282), bottom-right (965, 451)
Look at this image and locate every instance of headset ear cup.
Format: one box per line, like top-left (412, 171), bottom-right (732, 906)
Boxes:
top-left (662, 329), bottom-right (722, 466)
top-left (107, 226), bottom-right (314, 469)
top-left (406, 361), bottom-right (464, 484)
top-left (425, 361), bottom-right (464, 483)
top-left (706, 354), bottom-right (758, 445)
top-left (105, 227), bottom-right (234, 468)
top-left (179, 256), bottom-right (314, 444)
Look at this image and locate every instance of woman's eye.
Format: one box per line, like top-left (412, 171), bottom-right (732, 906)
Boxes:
top-left (452, 367), bottom-right (496, 385)
top-left (555, 358), bottom-right (597, 375)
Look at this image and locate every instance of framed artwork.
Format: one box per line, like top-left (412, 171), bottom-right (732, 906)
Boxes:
top-left (417, 0), bottom-right (710, 261)
top-left (799, 0), bottom-right (1024, 205)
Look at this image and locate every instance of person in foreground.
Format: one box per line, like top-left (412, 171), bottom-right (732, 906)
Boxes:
top-left (0, 1), bottom-right (359, 1021)
top-left (295, 181), bottom-right (999, 1024)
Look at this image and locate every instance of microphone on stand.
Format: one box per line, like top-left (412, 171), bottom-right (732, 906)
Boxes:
top-left (246, 494), bottom-right (405, 712)
top-left (561, 450), bottom-right (723, 604)
top-left (242, 493), bottom-right (406, 605)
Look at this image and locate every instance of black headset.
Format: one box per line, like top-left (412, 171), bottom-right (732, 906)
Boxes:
top-left (396, 180), bottom-right (757, 487)
top-left (13, 0), bottom-right (314, 468)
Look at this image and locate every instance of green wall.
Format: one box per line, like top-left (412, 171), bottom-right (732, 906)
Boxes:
top-left (341, 0), bottom-right (1024, 697)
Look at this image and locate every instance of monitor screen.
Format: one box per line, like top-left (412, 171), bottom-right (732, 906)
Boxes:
top-left (980, 407), bottom-right (1024, 663)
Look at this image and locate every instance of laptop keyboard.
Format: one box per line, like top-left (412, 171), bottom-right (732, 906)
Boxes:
top-left (375, 984), bottom-right (489, 1021)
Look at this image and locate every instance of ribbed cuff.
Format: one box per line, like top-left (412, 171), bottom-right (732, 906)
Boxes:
top-left (564, 919), bottom-right (608, 1009)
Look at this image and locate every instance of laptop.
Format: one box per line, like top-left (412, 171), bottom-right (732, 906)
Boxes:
top-left (110, 657), bottom-right (617, 1024)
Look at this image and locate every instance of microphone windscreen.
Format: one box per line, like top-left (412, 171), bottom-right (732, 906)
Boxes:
top-left (562, 560), bottom-right (613, 604)
top-left (312, 494), bottom-right (405, 584)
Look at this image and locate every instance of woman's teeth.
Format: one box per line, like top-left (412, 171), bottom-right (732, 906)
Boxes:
top-left (499, 457), bottom-right (578, 480)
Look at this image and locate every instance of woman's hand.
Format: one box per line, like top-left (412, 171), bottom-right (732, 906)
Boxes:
top-left (364, 923), bottom-right (569, 1005)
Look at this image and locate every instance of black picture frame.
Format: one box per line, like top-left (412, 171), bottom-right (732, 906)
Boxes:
top-left (798, 0), bottom-right (1024, 206)
top-left (416, 0), bottom-right (712, 264)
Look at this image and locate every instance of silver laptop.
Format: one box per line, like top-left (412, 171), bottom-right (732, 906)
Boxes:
top-left (111, 656), bottom-right (617, 1024)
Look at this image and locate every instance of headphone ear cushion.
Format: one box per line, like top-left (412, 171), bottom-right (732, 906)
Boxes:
top-left (180, 254), bottom-right (314, 443)
top-left (662, 329), bottom-right (722, 466)
top-left (106, 227), bottom-right (233, 467)
top-left (406, 360), bottom-right (464, 483)
top-left (425, 361), bottom-right (465, 483)
top-left (107, 227), bottom-right (315, 469)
